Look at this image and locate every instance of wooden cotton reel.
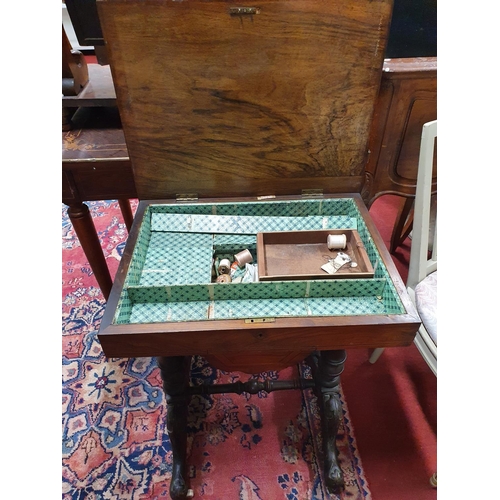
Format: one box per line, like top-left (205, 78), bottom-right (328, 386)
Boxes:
top-left (234, 249), bottom-right (253, 268)
top-left (218, 259), bottom-right (232, 275)
top-left (327, 234), bottom-right (347, 250)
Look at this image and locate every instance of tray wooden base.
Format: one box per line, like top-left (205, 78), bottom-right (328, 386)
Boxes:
top-left (257, 229), bottom-right (374, 281)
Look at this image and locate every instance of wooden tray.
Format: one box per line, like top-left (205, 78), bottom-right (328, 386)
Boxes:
top-left (257, 229), bottom-right (374, 281)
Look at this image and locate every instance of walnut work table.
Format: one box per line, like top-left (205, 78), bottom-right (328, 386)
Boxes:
top-left (72, 2), bottom-right (423, 498)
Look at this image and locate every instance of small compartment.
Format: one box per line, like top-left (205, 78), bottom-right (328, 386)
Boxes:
top-left (257, 229), bottom-right (374, 281)
top-left (212, 234), bottom-right (257, 283)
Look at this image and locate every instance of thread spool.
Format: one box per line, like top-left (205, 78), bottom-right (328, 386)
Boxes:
top-left (216, 274), bottom-right (232, 283)
top-left (218, 258), bottom-right (232, 275)
top-left (327, 234), bottom-right (347, 250)
top-left (234, 249), bottom-right (253, 268)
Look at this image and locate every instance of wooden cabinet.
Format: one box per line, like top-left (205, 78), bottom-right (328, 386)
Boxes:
top-left (363, 57), bottom-right (437, 208)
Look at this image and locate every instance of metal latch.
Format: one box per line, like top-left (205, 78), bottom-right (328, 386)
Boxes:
top-left (229, 7), bottom-right (261, 16)
top-left (245, 318), bottom-right (275, 324)
top-left (175, 194), bottom-right (198, 202)
top-left (301, 189), bottom-right (324, 198)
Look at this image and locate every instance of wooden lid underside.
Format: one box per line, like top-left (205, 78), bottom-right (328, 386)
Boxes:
top-left (98, 0), bottom-right (392, 199)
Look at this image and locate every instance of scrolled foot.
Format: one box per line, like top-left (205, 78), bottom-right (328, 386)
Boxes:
top-left (324, 458), bottom-right (345, 494)
top-left (170, 463), bottom-right (189, 499)
top-left (313, 350), bottom-right (347, 496)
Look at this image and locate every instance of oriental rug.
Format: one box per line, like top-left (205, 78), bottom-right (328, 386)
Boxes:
top-left (62, 200), bottom-right (371, 500)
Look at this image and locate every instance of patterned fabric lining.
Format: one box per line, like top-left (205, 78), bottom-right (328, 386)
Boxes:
top-left (151, 213), bottom-right (357, 234)
top-left (113, 199), bottom-right (405, 324)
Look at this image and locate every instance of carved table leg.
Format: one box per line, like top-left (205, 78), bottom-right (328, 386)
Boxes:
top-left (313, 350), bottom-right (347, 494)
top-left (158, 356), bottom-right (192, 500)
top-left (67, 203), bottom-right (112, 300)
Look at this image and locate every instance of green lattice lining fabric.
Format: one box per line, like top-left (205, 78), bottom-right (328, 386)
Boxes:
top-left (113, 199), bottom-right (404, 324)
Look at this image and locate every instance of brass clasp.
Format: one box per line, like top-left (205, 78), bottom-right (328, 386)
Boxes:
top-left (229, 6), bottom-right (261, 16)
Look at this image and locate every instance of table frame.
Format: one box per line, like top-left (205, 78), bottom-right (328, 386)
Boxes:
top-left (98, 194), bottom-right (420, 499)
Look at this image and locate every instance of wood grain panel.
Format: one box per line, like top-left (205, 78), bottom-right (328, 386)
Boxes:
top-left (363, 57), bottom-right (437, 206)
top-left (97, 0), bottom-right (392, 199)
top-left (395, 98), bottom-right (437, 180)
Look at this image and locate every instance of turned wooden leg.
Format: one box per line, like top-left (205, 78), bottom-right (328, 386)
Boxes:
top-left (118, 199), bottom-right (134, 231)
top-left (67, 203), bottom-right (112, 300)
top-left (390, 197), bottom-right (414, 254)
top-left (313, 350), bottom-right (347, 494)
top-left (158, 356), bottom-right (192, 500)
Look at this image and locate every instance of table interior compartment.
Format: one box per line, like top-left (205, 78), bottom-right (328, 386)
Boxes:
top-left (257, 229), bottom-right (374, 281)
top-left (113, 199), bottom-right (405, 324)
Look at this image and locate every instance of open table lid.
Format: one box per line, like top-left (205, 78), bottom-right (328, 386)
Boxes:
top-left (97, 0), bottom-right (393, 200)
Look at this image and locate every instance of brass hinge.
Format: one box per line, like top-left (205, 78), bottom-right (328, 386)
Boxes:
top-left (301, 189), bottom-right (324, 198)
top-left (175, 193), bottom-right (199, 202)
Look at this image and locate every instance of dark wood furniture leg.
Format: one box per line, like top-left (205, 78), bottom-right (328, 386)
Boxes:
top-left (158, 356), bottom-right (192, 500)
top-left (118, 199), bottom-right (134, 231)
top-left (309, 350), bottom-right (347, 493)
top-left (390, 197), bottom-right (414, 254)
top-left (67, 203), bottom-right (113, 300)
top-left (156, 351), bottom-right (343, 499)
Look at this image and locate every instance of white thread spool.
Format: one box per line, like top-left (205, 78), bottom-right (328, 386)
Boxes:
top-left (218, 258), bottom-right (232, 275)
top-left (234, 249), bottom-right (253, 268)
top-left (327, 234), bottom-right (347, 250)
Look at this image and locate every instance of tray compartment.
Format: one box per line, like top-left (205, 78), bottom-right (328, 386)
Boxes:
top-left (139, 232), bottom-right (213, 286)
top-left (112, 198), bottom-right (406, 325)
top-left (257, 229), bottom-right (374, 281)
top-left (151, 213), bottom-right (357, 234)
top-left (119, 278), bottom-right (389, 323)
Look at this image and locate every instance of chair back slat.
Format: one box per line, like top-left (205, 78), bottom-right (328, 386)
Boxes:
top-left (407, 120), bottom-right (437, 291)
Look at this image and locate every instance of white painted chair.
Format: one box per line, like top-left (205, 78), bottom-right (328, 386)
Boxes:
top-left (370, 120), bottom-right (437, 375)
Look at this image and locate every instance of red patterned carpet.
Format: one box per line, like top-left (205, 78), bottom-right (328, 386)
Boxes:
top-left (62, 197), bottom-right (437, 499)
